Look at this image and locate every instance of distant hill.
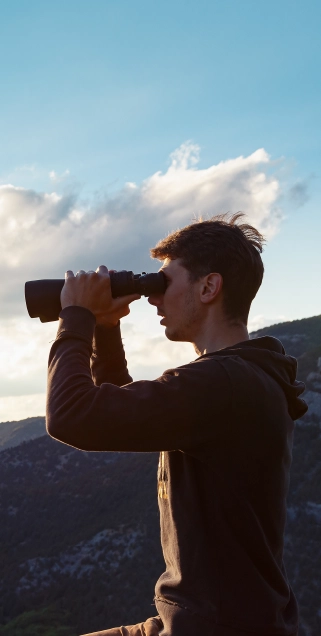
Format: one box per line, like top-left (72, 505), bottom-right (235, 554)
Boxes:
top-left (0, 417), bottom-right (46, 451)
top-left (251, 314), bottom-right (321, 354)
top-left (0, 421), bottom-right (320, 635)
top-left (0, 313), bottom-right (320, 635)
top-left (1, 314), bottom-right (320, 449)
top-left (251, 314), bottom-right (321, 382)
top-left (252, 314), bottom-right (321, 422)
top-left (0, 437), bottom-right (164, 635)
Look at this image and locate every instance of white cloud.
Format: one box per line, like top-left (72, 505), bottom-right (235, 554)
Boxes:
top-left (49, 169), bottom-right (70, 183)
top-left (0, 307), bottom-right (290, 423)
top-left (142, 145), bottom-right (280, 236)
top-left (121, 304), bottom-right (195, 380)
top-left (0, 143), bottom-right (281, 317)
top-left (0, 307), bottom-right (195, 422)
top-left (0, 143), bottom-right (286, 421)
top-left (0, 317), bottom-right (57, 397)
top-left (0, 394), bottom-right (46, 423)
top-left (248, 314), bottom-right (287, 334)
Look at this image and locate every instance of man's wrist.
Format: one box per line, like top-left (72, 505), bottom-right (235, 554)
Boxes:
top-left (61, 303), bottom-right (119, 329)
top-left (57, 306), bottom-right (96, 343)
top-left (96, 318), bottom-right (119, 328)
top-left (93, 320), bottom-right (124, 356)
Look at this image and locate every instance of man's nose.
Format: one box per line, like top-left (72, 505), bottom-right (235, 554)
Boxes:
top-left (148, 293), bottom-right (163, 307)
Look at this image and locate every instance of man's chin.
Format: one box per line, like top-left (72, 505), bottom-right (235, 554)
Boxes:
top-left (164, 326), bottom-right (185, 342)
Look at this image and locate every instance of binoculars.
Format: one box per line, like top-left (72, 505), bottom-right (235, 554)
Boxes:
top-left (25, 270), bottom-right (167, 323)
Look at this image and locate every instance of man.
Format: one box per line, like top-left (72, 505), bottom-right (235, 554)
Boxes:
top-left (47, 214), bottom-right (307, 636)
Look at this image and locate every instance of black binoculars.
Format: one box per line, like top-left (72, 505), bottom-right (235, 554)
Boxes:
top-left (25, 270), bottom-right (167, 323)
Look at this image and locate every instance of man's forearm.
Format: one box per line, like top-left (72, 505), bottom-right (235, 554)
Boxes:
top-left (91, 321), bottom-right (133, 387)
top-left (46, 306), bottom-right (225, 453)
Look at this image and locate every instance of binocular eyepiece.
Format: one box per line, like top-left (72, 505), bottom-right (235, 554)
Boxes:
top-left (25, 270), bottom-right (167, 323)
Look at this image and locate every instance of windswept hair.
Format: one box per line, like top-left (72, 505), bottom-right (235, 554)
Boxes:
top-left (150, 213), bottom-right (265, 323)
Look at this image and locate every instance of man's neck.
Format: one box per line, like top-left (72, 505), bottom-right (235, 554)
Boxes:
top-left (192, 319), bottom-right (249, 357)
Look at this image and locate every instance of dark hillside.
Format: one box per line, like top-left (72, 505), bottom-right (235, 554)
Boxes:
top-left (0, 422), bottom-right (320, 635)
top-left (251, 314), bottom-right (321, 356)
top-left (251, 314), bottom-right (321, 382)
top-left (0, 437), bottom-right (163, 634)
top-left (1, 314), bottom-right (320, 448)
top-left (0, 417), bottom-right (45, 450)
top-left (285, 424), bottom-right (321, 636)
top-left (0, 313), bottom-right (320, 635)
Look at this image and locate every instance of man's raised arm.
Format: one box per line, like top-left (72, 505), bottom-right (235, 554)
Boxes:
top-left (91, 321), bottom-right (133, 387)
top-left (46, 264), bottom-right (230, 453)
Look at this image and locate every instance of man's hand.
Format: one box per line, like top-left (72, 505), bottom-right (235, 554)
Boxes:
top-left (61, 265), bottom-right (141, 327)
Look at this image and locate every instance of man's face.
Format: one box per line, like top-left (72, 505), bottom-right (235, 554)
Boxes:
top-left (148, 258), bottom-right (202, 342)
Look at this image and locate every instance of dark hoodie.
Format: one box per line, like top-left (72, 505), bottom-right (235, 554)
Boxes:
top-left (47, 307), bottom-right (307, 636)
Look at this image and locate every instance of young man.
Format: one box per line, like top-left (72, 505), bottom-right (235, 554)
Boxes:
top-left (46, 214), bottom-right (307, 636)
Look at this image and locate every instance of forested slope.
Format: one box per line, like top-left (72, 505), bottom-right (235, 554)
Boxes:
top-left (0, 314), bottom-right (320, 635)
top-left (0, 417), bottom-right (45, 451)
top-left (0, 437), bottom-right (163, 634)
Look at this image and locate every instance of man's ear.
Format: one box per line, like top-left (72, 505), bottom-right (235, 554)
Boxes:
top-left (199, 273), bottom-right (223, 304)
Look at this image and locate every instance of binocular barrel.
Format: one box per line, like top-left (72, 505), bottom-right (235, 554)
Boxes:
top-left (25, 270), bottom-right (167, 323)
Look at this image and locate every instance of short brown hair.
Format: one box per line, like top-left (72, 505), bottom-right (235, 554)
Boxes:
top-left (150, 213), bottom-right (265, 323)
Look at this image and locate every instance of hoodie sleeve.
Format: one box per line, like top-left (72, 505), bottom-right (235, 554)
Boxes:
top-left (91, 321), bottom-right (133, 387)
top-left (46, 306), bottom-right (231, 452)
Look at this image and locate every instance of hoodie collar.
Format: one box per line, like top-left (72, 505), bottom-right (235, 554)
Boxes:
top-left (201, 336), bottom-right (308, 421)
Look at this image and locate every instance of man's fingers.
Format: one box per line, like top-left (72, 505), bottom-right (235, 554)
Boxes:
top-left (66, 267), bottom-right (113, 277)
top-left (96, 265), bottom-right (118, 275)
top-left (112, 294), bottom-right (141, 309)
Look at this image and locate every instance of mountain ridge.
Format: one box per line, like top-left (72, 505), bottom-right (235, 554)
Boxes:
top-left (1, 313), bottom-right (321, 448)
top-left (0, 417), bottom-right (45, 451)
top-left (1, 312), bottom-right (320, 634)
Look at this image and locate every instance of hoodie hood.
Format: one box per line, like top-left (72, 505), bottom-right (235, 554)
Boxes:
top-left (204, 336), bottom-right (308, 421)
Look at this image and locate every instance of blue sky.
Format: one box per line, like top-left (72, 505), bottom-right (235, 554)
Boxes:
top-left (1, 0), bottom-right (320, 187)
top-left (0, 0), bottom-right (320, 421)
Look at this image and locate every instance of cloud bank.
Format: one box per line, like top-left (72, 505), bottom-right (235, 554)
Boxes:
top-left (0, 143), bottom-right (283, 420)
top-left (0, 143), bottom-right (280, 316)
